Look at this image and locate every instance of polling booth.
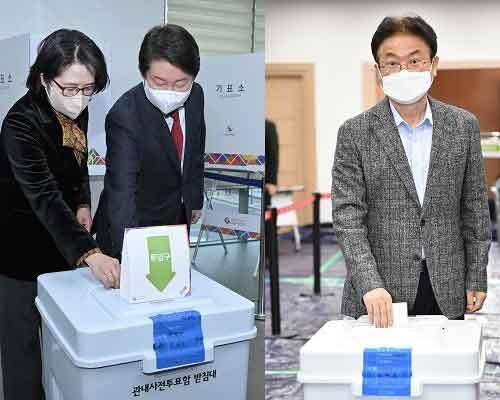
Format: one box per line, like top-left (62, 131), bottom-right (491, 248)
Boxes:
top-left (192, 52), bottom-right (265, 310)
top-left (0, 1), bottom-right (265, 399)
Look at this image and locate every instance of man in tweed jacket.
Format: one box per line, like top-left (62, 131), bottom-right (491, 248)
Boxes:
top-left (332, 15), bottom-right (490, 327)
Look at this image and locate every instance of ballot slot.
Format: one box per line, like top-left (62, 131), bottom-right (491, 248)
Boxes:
top-left (90, 286), bottom-right (213, 319)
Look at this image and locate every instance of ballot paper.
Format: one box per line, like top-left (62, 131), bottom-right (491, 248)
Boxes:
top-left (120, 225), bottom-right (191, 303)
top-left (392, 302), bottom-right (409, 327)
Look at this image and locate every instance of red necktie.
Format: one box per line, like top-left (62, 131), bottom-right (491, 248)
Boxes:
top-left (171, 110), bottom-right (184, 161)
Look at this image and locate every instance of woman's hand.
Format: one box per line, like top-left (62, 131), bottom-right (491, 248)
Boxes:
top-left (85, 253), bottom-right (121, 289)
top-left (76, 206), bottom-right (92, 232)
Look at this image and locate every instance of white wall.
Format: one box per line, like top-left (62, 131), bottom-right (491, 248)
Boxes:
top-left (266, 0), bottom-right (500, 222)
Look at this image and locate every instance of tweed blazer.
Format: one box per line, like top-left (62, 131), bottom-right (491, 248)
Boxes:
top-left (332, 96), bottom-right (491, 319)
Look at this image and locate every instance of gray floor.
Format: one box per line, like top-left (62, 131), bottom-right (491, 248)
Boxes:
top-left (265, 238), bottom-right (500, 400)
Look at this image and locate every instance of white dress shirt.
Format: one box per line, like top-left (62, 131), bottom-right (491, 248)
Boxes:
top-left (389, 98), bottom-right (433, 259)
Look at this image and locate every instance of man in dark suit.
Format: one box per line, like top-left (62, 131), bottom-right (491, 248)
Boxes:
top-left (264, 119), bottom-right (279, 271)
top-left (265, 119), bottom-right (279, 200)
top-left (94, 24), bottom-right (205, 258)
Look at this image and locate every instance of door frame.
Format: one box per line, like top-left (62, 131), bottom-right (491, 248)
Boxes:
top-left (265, 63), bottom-right (317, 223)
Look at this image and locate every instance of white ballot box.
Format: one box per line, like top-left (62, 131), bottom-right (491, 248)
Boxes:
top-left (35, 268), bottom-right (256, 400)
top-left (298, 316), bottom-right (484, 400)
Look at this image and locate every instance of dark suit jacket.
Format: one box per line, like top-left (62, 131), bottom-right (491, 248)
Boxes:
top-left (332, 96), bottom-right (491, 319)
top-left (0, 91), bottom-right (98, 281)
top-left (94, 82), bottom-right (206, 258)
top-left (265, 119), bottom-right (279, 186)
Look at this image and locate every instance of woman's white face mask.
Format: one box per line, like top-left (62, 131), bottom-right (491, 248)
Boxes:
top-left (379, 61), bottom-right (433, 105)
top-left (41, 64), bottom-right (95, 119)
top-left (44, 84), bottom-right (91, 120)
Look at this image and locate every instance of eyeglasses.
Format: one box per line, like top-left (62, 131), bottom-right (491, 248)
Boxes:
top-left (52, 80), bottom-right (96, 97)
top-left (378, 58), bottom-right (432, 75)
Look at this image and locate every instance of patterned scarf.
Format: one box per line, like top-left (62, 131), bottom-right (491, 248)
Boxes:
top-left (55, 111), bottom-right (87, 166)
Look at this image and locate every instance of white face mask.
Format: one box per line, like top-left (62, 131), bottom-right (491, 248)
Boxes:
top-left (379, 65), bottom-right (433, 105)
top-left (143, 80), bottom-right (192, 115)
top-left (44, 84), bottom-right (91, 120)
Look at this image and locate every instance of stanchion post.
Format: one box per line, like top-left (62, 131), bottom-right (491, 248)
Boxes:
top-left (313, 192), bottom-right (321, 295)
top-left (267, 207), bottom-right (281, 335)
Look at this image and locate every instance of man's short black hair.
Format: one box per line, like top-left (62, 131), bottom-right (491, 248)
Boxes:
top-left (139, 24), bottom-right (200, 78)
top-left (371, 15), bottom-right (437, 63)
top-left (27, 29), bottom-right (109, 98)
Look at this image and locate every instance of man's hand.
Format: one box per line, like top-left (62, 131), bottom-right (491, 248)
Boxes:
top-left (466, 290), bottom-right (487, 314)
top-left (363, 288), bottom-right (393, 328)
top-left (191, 210), bottom-right (202, 224)
top-left (76, 206), bottom-right (92, 232)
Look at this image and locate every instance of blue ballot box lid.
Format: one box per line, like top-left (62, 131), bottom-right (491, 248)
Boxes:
top-left (35, 268), bottom-right (256, 373)
top-left (298, 317), bottom-right (484, 397)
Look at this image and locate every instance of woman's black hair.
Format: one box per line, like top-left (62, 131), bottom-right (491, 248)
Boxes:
top-left (27, 29), bottom-right (109, 98)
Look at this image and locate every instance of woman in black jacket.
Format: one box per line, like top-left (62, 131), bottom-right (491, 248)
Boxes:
top-left (0, 29), bottom-right (120, 400)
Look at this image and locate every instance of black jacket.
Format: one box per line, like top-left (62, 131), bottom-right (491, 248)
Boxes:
top-left (93, 82), bottom-right (206, 258)
top-left (265, 119), bottom-right (279, 185)
top-left (0, 91), bottom-right (98, 281)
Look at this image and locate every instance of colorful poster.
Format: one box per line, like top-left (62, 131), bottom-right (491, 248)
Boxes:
top-left (201, 203), bottom-right (261, 240)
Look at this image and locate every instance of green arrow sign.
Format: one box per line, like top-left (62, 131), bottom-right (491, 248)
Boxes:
top-left (146, 235), bottom-right (176, 291)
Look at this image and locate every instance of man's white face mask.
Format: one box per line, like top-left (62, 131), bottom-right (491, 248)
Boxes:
top-left (379, 61), bottom-right (433, 105)
top-left (143, 79), bottom-right (192, 115)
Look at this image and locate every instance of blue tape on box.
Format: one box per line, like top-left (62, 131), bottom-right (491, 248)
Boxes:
top-left (362, 348), bottom-right (412, 396)
top-left (150, 310), bottom-right (205, 370)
